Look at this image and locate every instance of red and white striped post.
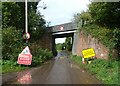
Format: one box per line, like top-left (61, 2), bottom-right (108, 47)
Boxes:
top-left (82, 57), bottom-right (85, 64)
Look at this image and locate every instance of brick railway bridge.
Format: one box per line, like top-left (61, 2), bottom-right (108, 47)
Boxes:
top-left (39, 22), bottom-right (78, 56)
top-left (51, 22), bottom-right (77, 56)
top-left (39, 22), bottom-right (113, 59)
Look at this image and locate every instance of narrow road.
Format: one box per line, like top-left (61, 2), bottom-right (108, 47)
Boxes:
top-left (2, 51), bottom-right (101, 85)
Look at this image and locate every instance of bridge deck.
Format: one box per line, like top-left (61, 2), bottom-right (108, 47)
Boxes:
top-left (48, 22), bottom-right (77, 33)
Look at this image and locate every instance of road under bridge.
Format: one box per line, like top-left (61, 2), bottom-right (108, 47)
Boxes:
top-left (48, 22), bottom-right (78, 56)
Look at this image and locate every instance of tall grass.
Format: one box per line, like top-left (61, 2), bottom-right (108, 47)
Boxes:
top-left (2, 49), bottom-right (53, 73)
top-left (2, 60), bottom-right (26, 74)
top-left (71, 55), bottom-right (119, 84)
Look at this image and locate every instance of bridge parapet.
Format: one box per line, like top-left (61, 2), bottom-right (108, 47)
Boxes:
top-left (51, 22), bottom-right (77, 33)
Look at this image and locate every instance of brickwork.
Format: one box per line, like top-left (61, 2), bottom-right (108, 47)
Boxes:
top-left (73, 30), bottom-right (110, 60)
top-left (33, 22), bottom-right (118, 59)
top-left (39, 33), bottom-right (53, 51)
top-left (30, 33), bottom-right (53, 53)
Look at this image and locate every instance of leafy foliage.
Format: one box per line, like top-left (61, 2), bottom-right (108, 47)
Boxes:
top-left (2, 1), bottom-right (53, 73)
top-left (2, 1), bottom-right (47, 57)
top-left (29, 12), bottom-right (46, 42)
top-left (89, 2), bottom-right (120, 28)
top-left (2, 2), bottom-right (46, 31)
top-left (71, 55), bottom-right (119, 84)
top-left (74, 11), bottom-right (92, 27)
top-left (2, 60), bottom-right (26, 73)
top-left (2, 26), bottom-right (53, 72)
top-left (31, 48), bottom-right (53, 66)
top-left (2, 27), bottom-right (24, 61)
top-left (83, 24), bottom-right (120, 59)
top-left (56, 43), bottom-right (63, 51)
top-left (64, 37), bottom-right (72, 51)
top-left (74, 2), bottom-right (120, 58)
top-left (56, 37), bottom-right (72, 51)
top-left (3, 2), bottom-right (26, 29)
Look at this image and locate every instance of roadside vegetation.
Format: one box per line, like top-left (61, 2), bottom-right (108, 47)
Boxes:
top-left (74, 2), bottom-right (120, 59)
top-left (71, 55), bottom-right (119, 84)
top-left (2, 60), bottom-right (26, 74)
top-left (56, 37), bottom-right (72, 52)
top-left (2, 2), bottom-right (53, 74)
top-left (72, 1), bottom-right (120, 85)
top-left (83, 24), bottom-right (120, 60)
top-left (56, 43), bottom-right (63, 52)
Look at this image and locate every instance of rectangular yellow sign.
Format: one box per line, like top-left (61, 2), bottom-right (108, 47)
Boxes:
top-left (82, 48), bottom-right (95, 58)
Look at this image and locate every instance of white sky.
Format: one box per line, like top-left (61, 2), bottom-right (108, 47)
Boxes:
top-left (38, 0), bottom-right (90, 26)
top-left (55, 37), bottom-right (66, 44)
top-left (37, 0), bottom-right (90, 44)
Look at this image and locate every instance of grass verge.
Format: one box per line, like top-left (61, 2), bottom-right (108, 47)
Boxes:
top-left (70, 55), bottom-right (119, 85)
top-left (1, 60), bottom-right (26, 74)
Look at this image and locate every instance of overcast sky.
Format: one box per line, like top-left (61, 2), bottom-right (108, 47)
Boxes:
top-left (37, 0), bottom-right (90, 44)
top-left (38, 0), bottom-right (90, 26)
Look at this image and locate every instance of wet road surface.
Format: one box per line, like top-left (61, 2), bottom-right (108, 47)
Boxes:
top-left (2, 51), bottom-right (101, 84)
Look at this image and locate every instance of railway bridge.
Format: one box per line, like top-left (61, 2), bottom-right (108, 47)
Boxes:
top-left (40, 22), bottom-right (78, 56)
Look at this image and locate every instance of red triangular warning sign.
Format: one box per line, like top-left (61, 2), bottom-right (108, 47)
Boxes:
top-left (21, 46), bottom-right (31, 54)
top-left (17, 46), bottom-right (32, 65)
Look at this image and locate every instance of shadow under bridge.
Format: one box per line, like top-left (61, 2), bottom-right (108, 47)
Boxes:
top-left (51, 22), bottom-right (77, 56)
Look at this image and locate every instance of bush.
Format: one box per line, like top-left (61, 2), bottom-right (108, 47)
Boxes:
top-left (31, 48), bottom-right (53, 67)
top-left (2, 27), bottom-right (24, 61)
top-left (56, 43), bottom-right (63, 50)
top-left (83, 24), bottom-right (120, 59)
top-left (71, 55), bottom-right (119, 84)
top-left (31, 56), bottom-right (43, 66)
top-left (2, 27), bottom-right (53, 68)
top-left (2, 60), bottom-right (26, 73)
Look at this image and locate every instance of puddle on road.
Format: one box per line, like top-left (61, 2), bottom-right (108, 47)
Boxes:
top-left (60, 56), bottom-right (64, 59)
top-left (2, 51), bottom-right (101, 84)
top-left (55, 56), bottom-right (66, 60)
top-left (70, 64), bottom-right (80, 69)
top-left (9, 70), bottom-right (32, 84)
top-left (17, 71), bottom-right (32, 84)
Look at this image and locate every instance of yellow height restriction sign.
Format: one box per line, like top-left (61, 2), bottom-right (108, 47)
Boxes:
top-left (82, 48), bottom-right (95, 58)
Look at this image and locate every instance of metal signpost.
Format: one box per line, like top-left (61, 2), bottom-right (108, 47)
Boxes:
top-left (17, 46), bottom-right (32, 65)
top-left (25, 0), bottom-right (28, 34)
top-left (82, 48), bottom-right (95, 58)
top-left (82, 48), bottom-right (96, 64)
top-left (17, 0), bottom-right (32, 65)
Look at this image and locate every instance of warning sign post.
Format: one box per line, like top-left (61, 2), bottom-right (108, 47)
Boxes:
top-left (17, 46), bottom-right (32, 65)
top-left (82, 48), bottom-right (95, 58)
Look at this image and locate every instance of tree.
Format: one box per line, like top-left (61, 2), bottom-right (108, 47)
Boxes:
top-left (2, 1), bottom-right (46, 30)
top-left (56, 43), bottom-right (63, 50)
top-left (64, 37), bottom-right (72, 51)
top-left (73, 1), bottom-right (120, 58)
top-left (2, 1), bottom-right (47, 60)
top-left (2, 2), bottom-right (22, 29)
top-left (2, 2), bottom-right (46, 41)
top-left (89, 2), bottom-right (120, 28)
top-left (2, 27), bottom-right (24, 60)
top-left (88, 2), bottom-right (120, 56)
top-left (73, 11), bottom-right (92, 27)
